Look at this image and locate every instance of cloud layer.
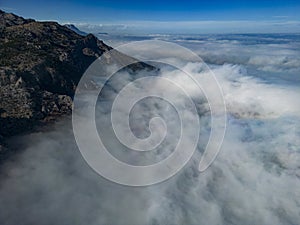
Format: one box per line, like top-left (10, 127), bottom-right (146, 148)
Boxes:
top-left (73, 20), bottom-right (300, 35)
top-left (0, 34), bottom-right (300, 225)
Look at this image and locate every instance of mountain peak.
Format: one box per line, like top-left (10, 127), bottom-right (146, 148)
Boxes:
top-left (0, 10), bottom-right (35, 27)
top-left (0, 10), bottom-right (112, 139)
top-left (64, 24), bottom-right (87, 36)
top-left (0, 10), bottom-right (154, 144)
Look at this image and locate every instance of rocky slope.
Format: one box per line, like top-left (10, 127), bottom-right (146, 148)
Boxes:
top-left (64, 24), bottom-right (87, 36)
top-left (0, 10), bottom-right (153, 157)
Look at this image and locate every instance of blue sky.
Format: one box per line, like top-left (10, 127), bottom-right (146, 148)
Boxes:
top-left (1, 0), bottom-right (300, 33)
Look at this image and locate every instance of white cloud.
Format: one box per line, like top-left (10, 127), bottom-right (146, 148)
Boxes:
top-left (0, 35), bottom-right (300, 225)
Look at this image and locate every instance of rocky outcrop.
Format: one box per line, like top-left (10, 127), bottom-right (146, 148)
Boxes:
top-left (0, 11), bottom-right (96, 152)
top-left (0, 10), bottom-right (113, 142)
top-left (0, 11), bottom-right (112, 95)
top-left (0, 10), bottom-right (155, 156)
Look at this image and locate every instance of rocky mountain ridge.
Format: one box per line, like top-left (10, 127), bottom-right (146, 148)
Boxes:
top-left (64, 24), bottom-right (88, 36)
top-left (0, 10), bottom-right (153, 158)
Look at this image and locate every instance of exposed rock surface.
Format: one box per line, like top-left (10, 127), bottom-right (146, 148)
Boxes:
top-left (0, 10), bottom-right (112, 95)
top-left (0, 10), bottom-right (155, 156)
top-left (0, 10), bottom-right (112, 141)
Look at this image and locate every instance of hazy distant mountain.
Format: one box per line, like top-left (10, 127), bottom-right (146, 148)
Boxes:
top-left (64, 24), bottom-right (87, 36)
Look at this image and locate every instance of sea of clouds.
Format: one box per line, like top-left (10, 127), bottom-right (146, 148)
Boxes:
top-left (0, 34), bottom-right (299, 225)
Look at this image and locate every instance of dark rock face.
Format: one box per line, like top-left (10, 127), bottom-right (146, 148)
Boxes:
top-left (0, 10), bottom-right (156, 156)
top-left (0, 11), bottom-right (112, 95)
top-left (0, 10), bottom-right (112, 143)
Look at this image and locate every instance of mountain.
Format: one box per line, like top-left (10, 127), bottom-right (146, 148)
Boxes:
top-left (0, 10), bottom-right (154, 158)
top-left (0, 10), bottom-right (113, 95)
top-left (64, 24), bottom-right (87, 36)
